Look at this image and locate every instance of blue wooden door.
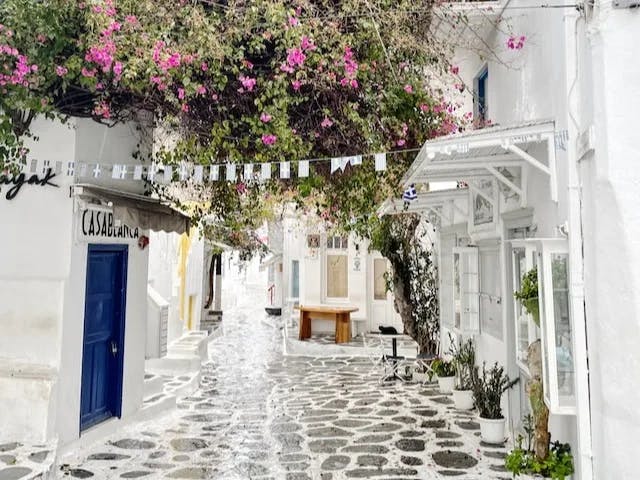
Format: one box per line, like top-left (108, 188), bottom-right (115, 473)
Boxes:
top-left (80, 244), bottom-right (128, 432)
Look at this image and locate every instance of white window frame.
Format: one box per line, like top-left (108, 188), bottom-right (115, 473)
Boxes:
top-left (323, 235), bottom-right (349, 302)
top-left (452, 246), bottom-right (480, 333)
top-left (510, 240), bottom-right (541, 373)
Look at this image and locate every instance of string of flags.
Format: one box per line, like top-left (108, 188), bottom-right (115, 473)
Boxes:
top-left (14, 149), bottom-right (420, 183)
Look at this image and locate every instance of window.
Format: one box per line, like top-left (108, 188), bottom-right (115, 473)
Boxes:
top-left (326, 235), bottom-right (348, 299)
top-left (452, 247), bottom-right (480, 333)
top-left (373, 258), bottom-right (388, 300)
top-left (291, 260), bottom-right (300, 298)
top-left (511, 241), bottom-right (540, 372)
top-left (475, 66), bottom-right (488, 124)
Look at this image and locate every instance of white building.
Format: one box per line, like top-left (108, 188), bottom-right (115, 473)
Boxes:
top-left (0, 117), bottom-right (188, 448)
top-left (382, 1), bottom-right (640, 478)
top-left (273, 212), bottom-right (403, 338)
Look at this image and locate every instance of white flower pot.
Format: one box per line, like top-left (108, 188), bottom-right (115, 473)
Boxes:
top-left (412, 371), bottom-right (430, 383)
top-left (452, 389), bottom-right (474, 410)
top-left (437, 375), bottom-right (455, 393)
top-left (479, 416), bottom-right (505, 444)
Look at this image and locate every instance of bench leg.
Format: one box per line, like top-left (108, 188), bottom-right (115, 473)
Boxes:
top-left (299, 311), bottom-right (311, 340)
top-left (335, 313), bottom-right (351, 344)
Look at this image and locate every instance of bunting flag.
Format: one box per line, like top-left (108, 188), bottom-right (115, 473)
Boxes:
top-left (209, 165), bottom-right (219, 182)
top-left (163, 165), bottom-right (173, 183)
top-left (56, 149), bottom-right (404, 184)
top-left (280, 161), bottom-right (290, 179)
top-left (244, 163), bottom-right (253, 181)
top-left (298, 160), bottom-right (309, 178)
top-left (226, 163), bottom-right (236, 182)
top-left (179, 163), bottom-right (189, 181)
top-left (375, 153), bottom-right (387, 172)
top-left (261, 162), bottom-right (271, 181)
top-left (193, 165), bottom-right (203, 183)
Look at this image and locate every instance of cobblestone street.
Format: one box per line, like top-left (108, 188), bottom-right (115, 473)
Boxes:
top-left (58, 282), bottom-right (512, 480)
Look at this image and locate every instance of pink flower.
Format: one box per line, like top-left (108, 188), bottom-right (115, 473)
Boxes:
top-left (92, 5), bottom-right (103, 13)
top-left (419, 103), bottom-right (429, 112)
top-left (288, 16), bottom-right (298, 26)
top-left (55, 65), bottom-right (68, 77)
top-left (286, 47), bottom-right (306, 68)
top-left (280, 63), bottom-right (294, 74)
top-left (177, 88), bottom-right (185, 100)
top-left (81, 67), bottom-right (96, 78)
top-left (300, 36), bottom-right (316, 51)
top-left (36, 34), bottom-right (47, 44)
top-left (260, 112), bottom-right (272, 123)
top-left (181, 103), bottom-right (189, 112)
top-left (239, 75), bottom-right (256, 91)
top-left (201, 62), bottom-right (208, 71)
top-left (93, 101), bottom-right (111, 119)
top-left (196, 85), bottom-right (206, 95)
top-left (291, 80), bottom-right (302, 91)
top-left (404, 84), bottom-right (413, 94)
top-left (320, 117), bottom-right (333, 128)
top-left (507, 35), bottom-right (526, 50)
top-left (125, 15), bottom-right (138, 24)
top-left (450, 65), bottom-right (459, 75)
top-left (397, 139), bottom-right (406, 146)
top-left (350, 79), bottom-right (358, 89)
top-left (261, 134), bottom-right (277, 145)
top-left (113, 61), bottom-right (123, 77)
top-left (242, 59), bottom-right (253, 70)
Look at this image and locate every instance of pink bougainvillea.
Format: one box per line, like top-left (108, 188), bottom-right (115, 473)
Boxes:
top-left (320, 117), bottom-right (333, 128)
top-left (260, 112), bottom-right (272, 123)
top-left (261, 134), bottom-right (277, 145)
top-left (507, 35), bottom-right (526, 50)
top-left (239, 75), bottom-right (256, 91)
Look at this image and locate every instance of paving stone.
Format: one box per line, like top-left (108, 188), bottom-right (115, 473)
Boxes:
top-left (148, 451), bottom-right (166, 459)
top-left (170, 438), bottom-right (208, 452)
top-left (484, 450), bottom-right (507, 459)
top-left (0, 467), bottom-right (32, 480)
top-left (432, 450), bottom-right (479, 469)
top-left (395, 439), bottom-right (425, 452)
top-left (0, 446), bottom-right (18, 454)
top-left (360, 422), bottom-right (402, 433)
top-left (272, 422), bottom-right (303, 433)
top-left (120, 472), bottom-right (151, 478)
top-left (307, 427), bottom-right (352, 437)
top-left (421, 419), bottom-right (447, 429)
top-left (355, 434), bottom-right (393, 444)
top-left (172, 455), bottom-right (190, 462)
top-left (0, 457), bottom-right (15, 466)
top-left (321, 455), bottom-right (351, 470)
top-left (68, 469), bottom-right (94, 478)
top-left (286, 473), bottom-right (312, 480)
top-left (455, 420), bottom-right (480, 431)
top-left (27, 450), bottom-right (49, 463)
top-left (437, 440), bottom-right (464, 448)
top-left (111, 439), bottom-right (156, 450)
top-left (400, 455), bottom-right (423, 466)
top-left (308, 439), bottom-right (348, 453)
top-left (87, 452), bottom-right (130, 461)
top-left (435, 430), bottom-right (462, 439)
top-left (431, 396), bottom-right (455, 405)
top-left (356, 455), bottom-right (387, 467)
top-left (166, 467), bottom-right (210, 478)
top-left (333, 419), bottom-right (371, 428)
top-left (344, 467), bottom-right (418, 477)
top-left (342, 445), bottom-right (389, 454)
top-left (413, 409), bottom-right (438, 417)
top-left (438, 470), bottom-right (466, 476)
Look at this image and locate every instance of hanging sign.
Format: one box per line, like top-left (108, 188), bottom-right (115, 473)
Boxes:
top-left (0, 168), bottom-right (59, 200)
top-left (81, 209), bottom-right (139, 239)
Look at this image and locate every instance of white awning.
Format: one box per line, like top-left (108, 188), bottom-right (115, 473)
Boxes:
top-left (377, 188), bottom-right (469, 222)
top-left (402, 119), bottom-right (559, 205)
top-left (73, 184), bottom-right (190, 234)
top-left (259, 253), bottom-right (282, 271)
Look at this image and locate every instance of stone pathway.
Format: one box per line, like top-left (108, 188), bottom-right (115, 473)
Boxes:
top-left (57, 282), bottom-right (515, 479)
top-left (0, 440), bottom-right (56, 479)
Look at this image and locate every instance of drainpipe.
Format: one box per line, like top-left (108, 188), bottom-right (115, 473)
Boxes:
top-left (564, 5), bottom-right (594, 480)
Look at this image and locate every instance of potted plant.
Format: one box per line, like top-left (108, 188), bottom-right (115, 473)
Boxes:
top-left (450, 336), bottom-right (476, 410)
top-left (431, 358), bottom-right (456, 392)
top-left (514, 267), bottom-right (540, 325)
top-left (505, 422), bottom-right (574, 480)
top-left (472, 362), bottom-right (519, 444)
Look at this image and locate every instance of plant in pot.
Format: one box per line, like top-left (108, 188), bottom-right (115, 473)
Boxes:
top-left (514, 266), bottom-right (540, 326)
top-left (449, 336), bottom-right (476, 410)
top-left (432, 358), bottom-right (456, 393)
top-left (505, 416), bottom-right (574, 480)
top-left (472, 362), bottom-right (519, 444)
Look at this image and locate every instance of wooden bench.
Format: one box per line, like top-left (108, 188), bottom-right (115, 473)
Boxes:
top-left (295, 305), bottom-right (359, 344)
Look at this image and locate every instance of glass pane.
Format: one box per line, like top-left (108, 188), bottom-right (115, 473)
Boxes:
top-left (268, 264), bottom-right (274, 282)
top-left (513, 248), bottom-right (529, 364)
top-left (341, 237), bottom-right (349, 249)
top-left (552, 254), bottom-right (574, 407)
top-left (453, 253), bottom-right (461, 329)
top-left (327, 254), bottom-right (348, 298)
top-left (291, 260), bottom-right (299, 298)
top-left (327, 236), bottom-right (334, 249)
top-left (373, 259), bottom-right (387, 300)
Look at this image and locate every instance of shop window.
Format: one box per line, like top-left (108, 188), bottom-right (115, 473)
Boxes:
top-left (511, 238), bottom-right (576, 415)
top-left (511, 241), bottom-right (541, 372)
top-left (373, 258), bottom-right (388, 300)
top-left (327, 235), bottom-right (348, 249)
top-left (452, 246), bottom-right (480, 333)
top-left (291, 260), bottom-right (300, 298)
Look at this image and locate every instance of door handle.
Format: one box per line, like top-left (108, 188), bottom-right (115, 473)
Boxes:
top-left (110, 340), bottom-right (118, 357)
